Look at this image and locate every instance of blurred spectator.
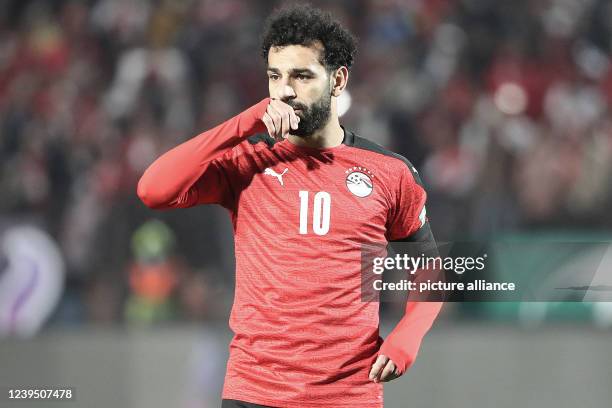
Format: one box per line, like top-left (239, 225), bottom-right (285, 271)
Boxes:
top-left (125, 219), bottom-right (179, 325)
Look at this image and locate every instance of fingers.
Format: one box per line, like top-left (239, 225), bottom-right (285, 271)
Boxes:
top-left (378, 360), bottom-right (398, 382)
top-left (369, 354), bottom-right (400, 383)
top-left (264, 99), bottom-right (300, 140)
top-left (279, 105), bottom-right (290, 137)
top-left (273, 98), bottom-right (299, 131)
top-left (288, 107), bottom-right (299, 130)
top-left (262, 113), bottom-right (276, 138)
top-left (369, 354), bottom-right (388, 382)
top-left (267, 103), bottom-right (289, 140)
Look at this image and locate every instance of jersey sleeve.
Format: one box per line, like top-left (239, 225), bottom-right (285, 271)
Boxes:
top-left (190, 152), bottom-right (237, 210)
top-left (137, 98), bottom-right (269, 210)
top-left (380, 161), bottom-right (443, 376)
top-left (386, 164), bottom-right (428, 241)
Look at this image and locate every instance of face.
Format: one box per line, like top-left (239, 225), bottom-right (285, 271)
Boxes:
top-left (267, 42), bottom-right (333, 137)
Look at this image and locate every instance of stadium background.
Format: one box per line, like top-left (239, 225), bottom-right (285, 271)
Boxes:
top-left (0, 0), bottom-right (611, 407)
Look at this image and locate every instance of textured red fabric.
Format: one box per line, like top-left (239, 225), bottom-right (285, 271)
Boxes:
top-left (138, 99), bottom-right (442, 407)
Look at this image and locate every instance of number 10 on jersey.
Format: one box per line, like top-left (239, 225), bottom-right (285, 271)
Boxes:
top-left (299, 191), bottom-right (331, 235)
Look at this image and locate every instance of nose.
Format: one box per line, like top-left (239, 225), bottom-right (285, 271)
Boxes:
top-left (278, 81), bottom-right (296, 101)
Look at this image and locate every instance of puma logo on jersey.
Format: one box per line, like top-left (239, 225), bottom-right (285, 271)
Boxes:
top-left (264, 167), bottom-right (288, 186)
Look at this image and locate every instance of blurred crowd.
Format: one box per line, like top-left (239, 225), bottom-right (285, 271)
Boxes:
top-left (1, 0), bottom-right (611, 328)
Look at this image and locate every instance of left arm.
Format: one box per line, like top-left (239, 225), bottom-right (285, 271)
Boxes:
top-left (369, 165), bottom-right (444, 382)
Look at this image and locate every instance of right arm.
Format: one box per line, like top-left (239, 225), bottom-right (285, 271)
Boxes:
top-left (137, 97), bottom-right (299, 210)
top-left (137, 98), bottom-right (271, 210)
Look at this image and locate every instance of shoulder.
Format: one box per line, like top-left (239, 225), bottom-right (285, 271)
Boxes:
top-left (344, 130), bottom-right (424, 187)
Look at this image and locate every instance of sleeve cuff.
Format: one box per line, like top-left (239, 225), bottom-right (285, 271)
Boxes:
top-left (379, 339), bottom-right (417, 376)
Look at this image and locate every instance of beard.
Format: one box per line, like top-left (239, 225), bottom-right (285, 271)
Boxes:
top-left (285, 89), bottom-right (332, 138)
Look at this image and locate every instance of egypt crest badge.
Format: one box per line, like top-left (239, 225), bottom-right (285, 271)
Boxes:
top-left (345, 166), bottom-right (374, 198)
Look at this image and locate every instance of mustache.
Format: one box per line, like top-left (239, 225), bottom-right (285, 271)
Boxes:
top-left (285, 102), bottom-right (308, 111)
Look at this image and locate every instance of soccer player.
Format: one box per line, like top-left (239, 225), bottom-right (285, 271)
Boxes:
top-left (137, 5), bottom-right (443, 408)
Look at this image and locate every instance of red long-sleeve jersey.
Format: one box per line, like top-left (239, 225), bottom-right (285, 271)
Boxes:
top-left (137, 98), bottom-right (443, 407)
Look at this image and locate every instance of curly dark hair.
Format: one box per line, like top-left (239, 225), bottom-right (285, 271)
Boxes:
top-left (260, 3), bottom-right (357, 72)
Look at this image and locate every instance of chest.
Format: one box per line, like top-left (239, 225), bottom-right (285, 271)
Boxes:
top-left (232, 149), bottom-right (391, 242)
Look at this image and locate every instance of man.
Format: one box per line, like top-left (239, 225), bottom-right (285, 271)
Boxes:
top-left (138, 4), bottom-right (442, 407)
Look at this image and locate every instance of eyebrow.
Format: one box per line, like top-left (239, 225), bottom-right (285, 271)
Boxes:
top-left (266, 67), bottom-right (316, 76)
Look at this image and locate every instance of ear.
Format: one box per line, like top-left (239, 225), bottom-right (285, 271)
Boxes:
top-left (330, 66), bottom-right (349, 97)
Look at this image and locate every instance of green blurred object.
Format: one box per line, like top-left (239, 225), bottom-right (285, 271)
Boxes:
top-left (131, 219), bottom-right (176, 261)
top-left (124, 296), bottom-right (175, 325)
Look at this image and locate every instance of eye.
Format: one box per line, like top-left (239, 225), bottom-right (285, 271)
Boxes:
top-left (268, 74), bottom-right (280, 81)
top-left (296, 74), bottom-right (310, 80)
